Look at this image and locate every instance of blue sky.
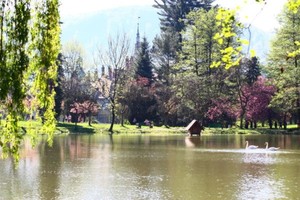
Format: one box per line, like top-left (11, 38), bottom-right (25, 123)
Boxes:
top-left (61, 5), bottom-right (160, 52)
top-left (59, 0), bottom-right (287, 65)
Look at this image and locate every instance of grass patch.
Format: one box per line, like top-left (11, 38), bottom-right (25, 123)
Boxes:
top-left (1, 120), bottom-right (299, 135)
top-left (55, 122), bottom-right (186, 135)
top-left (57, 122), bottom-right (95, 134)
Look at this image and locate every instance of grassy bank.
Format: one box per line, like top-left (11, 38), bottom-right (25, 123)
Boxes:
top-left (46, 122), bottom-right (300, 135)
top-left (56, 122), bottom-right (187, 135)
top-left (1, 120), bottom-right (299, 135)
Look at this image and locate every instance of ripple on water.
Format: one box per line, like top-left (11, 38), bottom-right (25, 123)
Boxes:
top-left (236, 172), bottom-right (286, 200)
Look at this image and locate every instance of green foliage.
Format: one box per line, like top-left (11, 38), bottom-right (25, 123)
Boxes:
top-left (245, 57), bottom-right (261, 86)
top-left (54, 53), bottom-right (64, 120)
top-left (211, 7), bottom-right (244, 69)
top-left (152, 31), bottom-right (177, 86)
top-left (287, 0), bottom-right (300, 14)
top-left (0, 0), bottom-right (61, 163)
top-left (153, 0), bottom-right (214, 48)
top-left (151, 31), bottom-right (179, 126)
top-left (178, 8), bottom-right (221, 75)
top-left (266, 3), bottom-right (300, 116)
top-left (0, 0), bottom-right (31, 163)
top-left (153, 0), bottom-right (213, 32)
top-left (29, 0), bottom-right (61, 146)
top-left (135, 37), bottom-right (154, 82)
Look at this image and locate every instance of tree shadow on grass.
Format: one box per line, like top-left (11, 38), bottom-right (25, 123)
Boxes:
top-left (57, 123), bottom-right (95, 134)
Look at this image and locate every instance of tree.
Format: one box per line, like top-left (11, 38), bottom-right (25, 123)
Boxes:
top-left (70, 101), bottom-right (99, 127)
top-left (171, 8), bottom-right (237, 125)
top-left (61, 41), bottom-right (88, 116)
top-left (121, 77), bottom-right (158, 124)
top-left (29, 0), bottom-right (61, 144)
top-left (0, 0), bottom-right (31, 161)
top-left (0, 0), bottom-right (61, 162)
top-left (266, 4), bottom-right (300, 127)
top-left (152, 31), bottom-right (177, 86)
top-left (96, 33), bottom-right (130, 133)
top-left (153, 0), bottom-right (214, 45)
top-left (243, 76), bottom-right (276, 128)
top-left (54, 53), bottom-right (65, 120)
top-left (135, 37), bottom-right (154, 83)
top-left (178, 8), bottom-right (223, 76)
top-left (206, 98), bottom-right (238, 127)
top-left (245, 56), bottom-right (261, 86)
top-left (151, 31), bottom-right (178, 126)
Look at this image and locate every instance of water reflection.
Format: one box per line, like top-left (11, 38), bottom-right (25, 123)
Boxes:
top-left (0, 134), bottom-right (300, 199)
top-left (185, 136), bottom-right (201, 148)
top-left (237, 152), bottom-right (285, 200)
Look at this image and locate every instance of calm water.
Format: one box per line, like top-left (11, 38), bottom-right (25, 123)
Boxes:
top-left (1, 134), bottom-right (300, 200)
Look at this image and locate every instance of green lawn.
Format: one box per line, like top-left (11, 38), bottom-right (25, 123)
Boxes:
top-left (57, 122), bottom-right (186, 135)
top-left (1, 120), bottom-right (299, 135)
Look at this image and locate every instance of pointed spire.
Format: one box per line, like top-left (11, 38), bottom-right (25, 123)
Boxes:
top-left (135, 17), bottom-right (141, 53)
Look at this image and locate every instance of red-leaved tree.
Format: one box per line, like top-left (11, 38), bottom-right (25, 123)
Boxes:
top-left (70, 101), bottom-right (99, 126)
top-left (242, 76), bottom-right (276, 128)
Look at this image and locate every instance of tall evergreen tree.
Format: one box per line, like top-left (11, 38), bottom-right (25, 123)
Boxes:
top-left (245, 56), bottom-right (261, 86)
top-left (135, 37), bottom-right (154, 84)
top-left (154, 0), bottom-right (213, 33)
top-left (152, 31), bottom-right (179, 126)
top-left (152, 31), bottom-right (177, 86)
top-left (153, 0), bottom-right (214, 46)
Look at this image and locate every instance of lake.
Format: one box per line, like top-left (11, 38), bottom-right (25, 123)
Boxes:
top-left (1, 133), bottom-right (300, 200)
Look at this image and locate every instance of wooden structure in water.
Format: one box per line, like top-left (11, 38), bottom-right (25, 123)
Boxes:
top-left (185, 120), bottom-right (204, 136)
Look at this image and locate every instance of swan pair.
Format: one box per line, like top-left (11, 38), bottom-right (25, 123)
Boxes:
top-left (245, 141), bottom-right (280, 151)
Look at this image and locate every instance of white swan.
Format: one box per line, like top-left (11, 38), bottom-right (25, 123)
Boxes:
top-left (265, 142), bottom-right (280, 151)
top-left (245, 141), bottom-right (258, 149)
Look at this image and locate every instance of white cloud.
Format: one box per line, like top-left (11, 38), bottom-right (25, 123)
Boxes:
top-left (60, 0), bottom-right (155, 19)
top-left (216, 0), bottom-right (287, 32)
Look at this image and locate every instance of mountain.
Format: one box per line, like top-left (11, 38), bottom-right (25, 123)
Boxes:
top-left (242, 26), bottom-right (275, 64)
top-left (61, 5), bottom-right (160, 62)
top-left (60, 5), bottom-right (274, 65)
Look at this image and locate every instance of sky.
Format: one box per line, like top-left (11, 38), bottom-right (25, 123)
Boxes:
top-left (215, 0), bottom-right (287, 32)
top-left (59, 0), bottom-right (288, 65)
top-left (60, 0), bottom-right (154, 19)
top-left (60, 0), bottom-right (158, 65)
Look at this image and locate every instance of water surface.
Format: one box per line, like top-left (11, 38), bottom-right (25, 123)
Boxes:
top-left (1, 134), bottom-right (300, 200)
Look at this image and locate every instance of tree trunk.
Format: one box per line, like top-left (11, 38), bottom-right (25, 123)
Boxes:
top-left (283, 113), bottom-right (287, 130)
top-left (74, 111), bottom-right (78, 131)
top-left (240, 117), bottom-right (244, 129)
top-left (297, 98), bottom-right (300, 129)
top-left (240, 109), bottom-right (245, 129)
top-left (268, 118), bottom-right (273, 129)
top-left (121, 111), bottom-right (124, 127)
top-left (108, 104), bottom-right (115, 133)
top-left (88, 111), bottom-right (92, 126)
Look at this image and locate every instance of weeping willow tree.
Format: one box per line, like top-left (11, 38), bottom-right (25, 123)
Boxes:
top-left (0, 0), bottom-right (61, 163)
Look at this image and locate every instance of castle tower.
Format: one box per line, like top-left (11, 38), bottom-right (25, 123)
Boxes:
top-left (135, 17), bottom-right (141, 53)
